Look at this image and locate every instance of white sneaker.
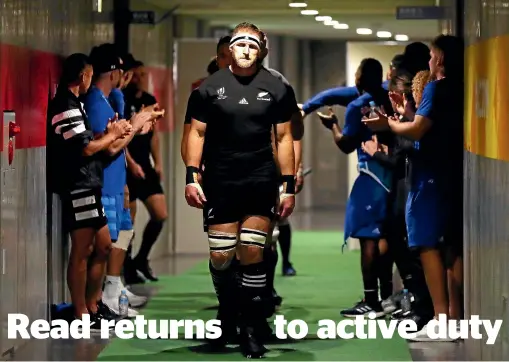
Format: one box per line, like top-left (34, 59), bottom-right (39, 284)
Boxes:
top-left (406, 318), bottom-right (458, 342)
top-left (102, 296), bottom-right (140, 317)
top-left (125, 288), bottom-right (148, 308)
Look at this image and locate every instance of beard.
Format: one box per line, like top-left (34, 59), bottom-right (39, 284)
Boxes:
top-left (233, 54), bottom-right (256, 69)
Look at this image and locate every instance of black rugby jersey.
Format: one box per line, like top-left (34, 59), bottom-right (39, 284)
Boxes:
top-left (124, 90), bottom-right (157, 171)
top-left (190, 67), bottom-right (297, 182)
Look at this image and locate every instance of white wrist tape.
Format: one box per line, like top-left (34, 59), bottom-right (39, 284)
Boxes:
top-left (280, 193), bottom-right (293, 201)
top-left (189, 182), bottom-right (205, 197)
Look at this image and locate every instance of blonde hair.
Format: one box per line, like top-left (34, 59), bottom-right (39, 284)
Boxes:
top-left (412, 70), bottom-right (431, 106)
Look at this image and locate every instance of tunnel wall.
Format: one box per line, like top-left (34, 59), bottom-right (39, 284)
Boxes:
top-left (0, 0), bottom-right (175, 355)
top-left (463, 0), bottom-right (509, 359)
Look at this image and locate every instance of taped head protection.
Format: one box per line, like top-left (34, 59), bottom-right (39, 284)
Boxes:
top-left (230, 33), bottom-right (262, 49)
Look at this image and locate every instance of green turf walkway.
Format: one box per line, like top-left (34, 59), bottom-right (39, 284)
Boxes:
top-left (99, 231), bottom-right (412, 361)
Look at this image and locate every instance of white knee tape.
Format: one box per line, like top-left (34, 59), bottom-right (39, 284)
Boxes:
top-left (240, 228), bottom-right (267, 248)
top-left (112, 229), bottom-right (134, 251)
top-left (272, 225), bottom-right (280, 243)
top-left (210, 256), bottom-right (234, 271)
top-left (208, 230), bottom-right (237, 253)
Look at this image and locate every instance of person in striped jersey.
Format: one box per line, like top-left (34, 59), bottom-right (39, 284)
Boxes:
top-left (47, 53), bottom-right (131, 331)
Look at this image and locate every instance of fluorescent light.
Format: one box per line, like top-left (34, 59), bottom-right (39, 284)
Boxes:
top-left (301, 9), bottom-right (318, 15)
top-left (395, 34), bottom-right (409, 41)
top-left (315, 16), bottom-right (332, 21)
top-left (333, 23), bottom-right (349, 29)
top-left (289, 2), bottom-right (307, 7)
top-left (324, 20), bottom-right (338, 26)
top-left (376, 31), bottom-right (392, 38)
top-left (356, 28), bottom-right (372, 35)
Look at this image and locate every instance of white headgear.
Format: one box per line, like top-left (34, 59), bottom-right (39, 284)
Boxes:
top-left (230, 33), bottom-right (261, 49)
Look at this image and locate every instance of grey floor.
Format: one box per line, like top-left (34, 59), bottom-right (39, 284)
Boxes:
top-left (9, 208), bottom-right (465, 361)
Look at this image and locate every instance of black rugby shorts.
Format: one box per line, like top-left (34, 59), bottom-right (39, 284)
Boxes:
top-left (61, 188), bottom-right (108, 232)
top-left (203, 180), bottom-right (279, 226)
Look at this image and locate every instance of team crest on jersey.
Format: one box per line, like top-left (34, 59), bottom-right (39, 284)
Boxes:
top-left (257, 91), bottom-right (271, 101)
top-left (216, 87), bottom-right (227, 99)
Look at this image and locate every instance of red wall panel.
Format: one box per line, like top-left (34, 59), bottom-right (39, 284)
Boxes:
top-left (0, 43), bottom-right (174, 149)
top-left (0, 43), bottom-right (62, 149)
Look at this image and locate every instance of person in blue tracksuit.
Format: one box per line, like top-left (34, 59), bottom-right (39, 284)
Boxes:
top-left (85, 44), bottom-right (154, 317)
top-left (301, 48), bottom-right (431, 317)
top-left (105, 52), bottom-right (149, 311)
top-left (317, 58), bottom-right (395, 318)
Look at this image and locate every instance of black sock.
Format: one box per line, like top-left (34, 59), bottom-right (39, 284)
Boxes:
top-left (408, 249), bottom-right (434, 316)
top-left (239, 262), bottom-right (271, 320)
top-left (378, 253), bottom-right (394, 300)
top-left (263, 245), bottom-right (278, 295)
top-left (379, 280), bottom-right (393, 301)
top-left (209, 260), bottom-right (237, 309)
top-left (360, 240), bottom-right (379, 305)
top-left (278, 224), bottom-right (291, 267)
top-left (135, 219), bottom-right (164, 262)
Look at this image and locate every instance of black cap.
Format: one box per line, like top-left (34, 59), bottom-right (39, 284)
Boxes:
top-left (89, 43), bottom-right (122, 74)
top-left (122, 53), bottom-right (136, 71)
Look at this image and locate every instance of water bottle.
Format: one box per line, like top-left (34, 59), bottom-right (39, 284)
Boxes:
top-left (119, 290), bottom-right (129, 317)
top-left (368, 101), bottom-right (379, 118)
top-left (400, 289), bottom-right (412, 313)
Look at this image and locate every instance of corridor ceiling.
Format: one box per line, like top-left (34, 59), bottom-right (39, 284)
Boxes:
top-left (144, 0), bottom-right (440, 40)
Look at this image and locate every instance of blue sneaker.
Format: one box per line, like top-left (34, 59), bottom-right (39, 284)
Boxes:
top-left (282, 265), bottom-right (296, 276)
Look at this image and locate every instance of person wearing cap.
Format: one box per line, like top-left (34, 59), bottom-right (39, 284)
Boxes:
top-left (84, 43), bottom-right (154, 319)
top-left (47, 53), bottom-right (131, 330)
top-left (185, 22), bottom-right (296, 358)
top-left (109, 52), bottom-right (136, 120)
top-left (102, 51), bottom-right (152, 313)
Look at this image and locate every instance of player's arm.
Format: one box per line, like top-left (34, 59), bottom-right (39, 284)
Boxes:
top-left (287, 86), bottom-right (303, 170)
top-left (186, 119), bottom-right (206, 169)
top-left (276, 119), bottom-right (295, 200)
top-left (276, 86), bottom-right (297, 179)
top-left (318, 106), bottom-right (360, 154)
top-left (181, 125), bottom-right (191, 163)
top-left (301, 86), bottom-right (360, 116)
top-left (185, 87), bottom-right (208, 172)
top-left (181, 89), bottom-right (199, 164)
top-left (388, 83), bottom-right (435, 140)
top-left (293, 139), bottom-right (302, 172)
top-left (151, 125), bottom-right (162, 169)
top-left (276, 119), bottom-right (295, 177)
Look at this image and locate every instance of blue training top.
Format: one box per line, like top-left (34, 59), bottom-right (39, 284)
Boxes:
top-left (85, 86), bottom-right (126, 196)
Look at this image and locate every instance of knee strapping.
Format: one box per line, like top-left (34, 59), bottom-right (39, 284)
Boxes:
top-left (112, 230), bottom-right (134, 251)
top-left (209, 230), bottom-right (237, 270)
top-left (239, 228), bottom-right (267, 248)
